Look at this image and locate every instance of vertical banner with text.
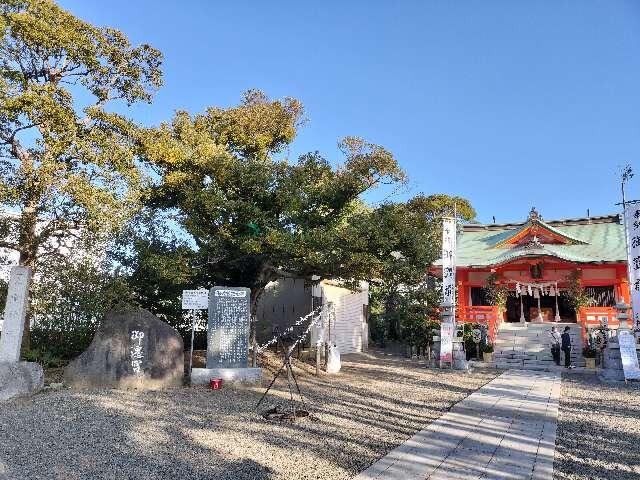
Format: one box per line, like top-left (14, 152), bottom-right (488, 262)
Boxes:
top-left (624, 203), bottom-right (640, 331)
top-left (440, 217), bottom-right (457, 364)
top-left (442, 217), bottom-right (457, 307)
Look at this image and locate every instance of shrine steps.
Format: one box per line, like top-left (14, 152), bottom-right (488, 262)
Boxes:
top-left (492, 322), bottom-right (585, 369)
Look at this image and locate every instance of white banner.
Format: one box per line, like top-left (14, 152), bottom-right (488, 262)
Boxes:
top-left (624, 203), bottom-right (640, 330)
top-left (440, 217), bottom-right (457, 365)
top-left (442, 217), bottom-right (457, 307)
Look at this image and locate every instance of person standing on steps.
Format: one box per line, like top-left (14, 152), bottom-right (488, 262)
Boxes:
top-left (561, 326), bottom-right (573, 368)
top-left (548, 326), bottom-right (561, 366)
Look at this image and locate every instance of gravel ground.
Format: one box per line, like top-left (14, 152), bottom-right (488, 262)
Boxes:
top-left (0, 350), bottom-right (498, 480)
top-left (554, 373), bottom-right (640, 480)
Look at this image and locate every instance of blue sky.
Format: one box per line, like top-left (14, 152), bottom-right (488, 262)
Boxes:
top-left (59, 0), bottom-right (640, 223)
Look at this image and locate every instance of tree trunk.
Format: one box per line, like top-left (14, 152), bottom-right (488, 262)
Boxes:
top-left (249, 262), bottom-right (273, 366)
top-left (249, 286), bottom-right (267, 367)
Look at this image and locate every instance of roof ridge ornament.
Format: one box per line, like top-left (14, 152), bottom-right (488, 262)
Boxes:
top-left (528, 207), bottom-right (541, 222)
top-left (524, 235), bottom-right (543, 249)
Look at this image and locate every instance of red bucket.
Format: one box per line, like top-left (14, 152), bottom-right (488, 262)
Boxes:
top-left (209, 378), bottom-right (223, 390)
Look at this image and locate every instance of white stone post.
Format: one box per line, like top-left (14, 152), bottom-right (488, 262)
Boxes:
top-left (0, 266), bottom-right (32, 363)
top-left (0, 266), bottom-right (44, 402)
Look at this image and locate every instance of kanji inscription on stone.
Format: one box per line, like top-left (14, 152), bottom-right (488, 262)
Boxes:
top-left (207, 286), bottom-right (251, 368)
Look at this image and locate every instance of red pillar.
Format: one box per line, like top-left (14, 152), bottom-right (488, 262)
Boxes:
top-left (457, 269), bottom-right (469, 309)
top-left (617, 264), bottom-right (630, 304)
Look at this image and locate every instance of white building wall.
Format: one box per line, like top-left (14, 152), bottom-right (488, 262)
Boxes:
top-left (321, 282), bottom-right (368, 354)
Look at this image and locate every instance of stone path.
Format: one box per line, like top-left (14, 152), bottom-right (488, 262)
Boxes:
top-left (353, 370), bottom-right (560, 480)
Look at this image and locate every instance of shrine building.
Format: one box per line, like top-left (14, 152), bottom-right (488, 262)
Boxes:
top-left (436, 208), bottom-right (629, 339)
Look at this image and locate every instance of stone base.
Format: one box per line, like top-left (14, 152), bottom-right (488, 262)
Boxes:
top-left (191, 368), bottom-right (262, 384)
top-left (432, 340), bottom-right (469, 370)
top-left (598, 342), bottom-right (640, 382)
top-left (599, 368), bottom-right (626, 382)
top-left (0, 362), bottom-right (44, 401)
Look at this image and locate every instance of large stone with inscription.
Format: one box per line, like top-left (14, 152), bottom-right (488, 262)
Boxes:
top-left (207, 286), bottom-right (251, 368)
top-left (191, 286), bottom-right (261, 384)
top-left (64, 309), bottom-right (184, 390)
top-left (0, 266), bottom-right (44, 401)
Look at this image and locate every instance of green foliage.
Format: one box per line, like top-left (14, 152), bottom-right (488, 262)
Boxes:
top-left (0, 0), bottom-right (162, 266)
top-left (562, 269), bottom-right (593, 311)
top-left (482, 342), bottom-right (494, 354)
top-left (139, 90), bottom-right (407, 312)
top-left (582, 345), bottom-right (597, 358)
top-left (484, 273), bottom-right (509, 310)
top-left (28, 252), bottom-right (136, 359)
top-left (0, 0), bottom-right (162, 350)
top-left (369, 281), bottom-right (440, 346)
top-left (111, 210), bottom-right (201, 336)
top-left (355, 194), bottom-right (475, 340)
top-left (21, 348), bottom-right (65, 368)
top-left (461, 322), bottom-right (486, 357)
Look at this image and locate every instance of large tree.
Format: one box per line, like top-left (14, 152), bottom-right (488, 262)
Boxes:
top-left (345, 195), bottom-right (475, 339)
top-left (0, 0), bottom-right (162, 348)
top-left (139, 91), bottom-right (406, 315)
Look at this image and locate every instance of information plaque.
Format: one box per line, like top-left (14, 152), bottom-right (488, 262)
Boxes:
top-left (207, 286), bottom-right (251, 369)
top-left (619, 330), bottom-right (640, 381)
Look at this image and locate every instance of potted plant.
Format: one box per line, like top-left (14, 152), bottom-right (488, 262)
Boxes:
top-left (482, 343), bottom-right (494, 362)
top-left (582, 345), bottom-right (597, 370)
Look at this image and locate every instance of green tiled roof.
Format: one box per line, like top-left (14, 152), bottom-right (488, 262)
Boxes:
top-left (493, 217), bottom-right (588, 246)
top-left (434, 214), bottom-right (626, 267)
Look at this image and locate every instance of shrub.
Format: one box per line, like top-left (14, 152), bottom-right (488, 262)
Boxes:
top-left (22, 348), bottom-right (66, 369)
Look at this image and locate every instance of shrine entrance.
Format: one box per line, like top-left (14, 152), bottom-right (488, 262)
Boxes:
top-left (505, 292), bottom-right (575, 322)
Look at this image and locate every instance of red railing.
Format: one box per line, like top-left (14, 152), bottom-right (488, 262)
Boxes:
top-left (456, 306), bottom-right (503, 343)
top-left (578, 307), bottom-right (618, 342)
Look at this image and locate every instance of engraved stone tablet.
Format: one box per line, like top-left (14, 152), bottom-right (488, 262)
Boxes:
top-left (207, 286), bottom-right (251, 369)
top-left (619, 330), bottom-right (640, 380)
top-left (0, 266), bottom-right (32, 363)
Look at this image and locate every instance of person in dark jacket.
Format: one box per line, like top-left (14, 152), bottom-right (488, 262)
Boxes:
top-left (561, 326), bottom-right (573, 368)
top-left (548, 326), bottom-right (561, 366)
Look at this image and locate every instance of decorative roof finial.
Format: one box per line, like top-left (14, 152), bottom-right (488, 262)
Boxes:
top-left (528, 207), bottom-right (541, 221)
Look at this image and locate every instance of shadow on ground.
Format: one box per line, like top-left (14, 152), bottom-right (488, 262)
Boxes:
top-left (0, 350), bottom-right (498, 480)
top-left (554, 373), bottom-right (640, 480)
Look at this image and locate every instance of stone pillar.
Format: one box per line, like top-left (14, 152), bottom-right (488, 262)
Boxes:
top-left (616, 302), bottom-right (630, 331)
top-left (0, 266), bottom-right (31, 363)
top-left (439, 302), bottom-right (467, 370)
top-left (0, 266), bottom-right (43, 401)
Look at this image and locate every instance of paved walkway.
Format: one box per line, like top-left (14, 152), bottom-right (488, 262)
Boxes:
top-left (354, 370), bottom-right (561, 480)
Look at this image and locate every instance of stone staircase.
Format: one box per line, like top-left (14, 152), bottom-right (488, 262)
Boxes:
top-left (493, 322), bottom-right (585, 370)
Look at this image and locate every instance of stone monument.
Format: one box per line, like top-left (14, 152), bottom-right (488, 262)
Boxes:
top-left (191, 286), bottom-right (262, 384)
top-left (0, 266), bottom-right (43, 401)
top-left (64, 309), bottom-right (184, 390)
top-left (599, 302), bottom-right (640, 382)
